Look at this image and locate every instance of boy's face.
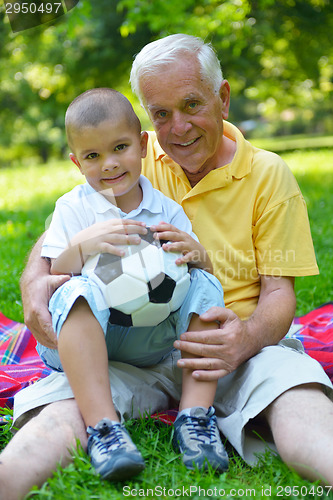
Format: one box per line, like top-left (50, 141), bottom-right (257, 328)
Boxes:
top-left (69, 118), bottom-right (148, 211)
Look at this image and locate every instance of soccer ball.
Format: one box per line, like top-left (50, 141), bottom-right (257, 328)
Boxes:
top-left (82, 228), bottom-right (190, 327)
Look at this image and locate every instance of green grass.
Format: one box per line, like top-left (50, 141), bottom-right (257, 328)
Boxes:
top-left (252, 134), bottom-right (333, 153)
top-left (18, 419), bottom-right (333, 499)
top-left (0, 160), bottom-right (84, 322)
top-left (283, 150), bottom-right (333, 313)
top-left (1, 149), bottom-right (333, 499)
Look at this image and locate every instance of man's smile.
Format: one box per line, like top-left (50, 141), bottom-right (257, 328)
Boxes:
top-left (174, 137), bottom-right (200, 148)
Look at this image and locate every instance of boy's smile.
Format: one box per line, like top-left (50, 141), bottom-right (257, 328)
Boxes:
top-left (69, 119), bottom-right (148, 213)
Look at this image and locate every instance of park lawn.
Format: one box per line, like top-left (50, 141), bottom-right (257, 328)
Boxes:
top-left (0, 148), bottom-right (333, 499)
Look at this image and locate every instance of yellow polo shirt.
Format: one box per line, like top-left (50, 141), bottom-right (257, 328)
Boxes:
top-left (142, 122), bottom-right (319, 320)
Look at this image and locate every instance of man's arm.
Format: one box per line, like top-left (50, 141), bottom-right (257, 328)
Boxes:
top-left (20, 234), bottom-right (70, 348)
top-left (174, 275), bottom-right (296, 381)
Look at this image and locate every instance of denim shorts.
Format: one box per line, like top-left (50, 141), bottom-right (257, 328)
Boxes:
top-left (37, 268), bottom-right (224, 371)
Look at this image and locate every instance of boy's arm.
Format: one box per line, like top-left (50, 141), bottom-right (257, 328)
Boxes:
top-left (50, 226), bottom-right (98, 275)
top-left (51, 219), bottom-right (148, 275)
top-left (50, 243), bottom-right (87, 275)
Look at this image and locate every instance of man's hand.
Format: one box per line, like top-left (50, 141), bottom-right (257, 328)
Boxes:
top-left (174, 276), bottom-right (296, 382)
top-left (174, 307), bottom-right (254, 381)
top-left (22, 273), bottom-right (70, 348)
top-left (20, 234), bottom-right (71, 348)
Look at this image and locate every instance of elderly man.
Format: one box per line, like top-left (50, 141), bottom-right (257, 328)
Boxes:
top-left (1, 34), bottom-right (333, 499)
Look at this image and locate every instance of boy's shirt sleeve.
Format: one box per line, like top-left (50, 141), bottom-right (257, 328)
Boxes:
top-left (41, 195), bottom-right (87, 259)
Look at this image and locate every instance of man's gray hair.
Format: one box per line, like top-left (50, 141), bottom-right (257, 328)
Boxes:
top-left (130, 34), bottom-right (223, 106)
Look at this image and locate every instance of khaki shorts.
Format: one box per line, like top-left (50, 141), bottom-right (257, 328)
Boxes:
top-left (13, 339), bottom-right (333, 465)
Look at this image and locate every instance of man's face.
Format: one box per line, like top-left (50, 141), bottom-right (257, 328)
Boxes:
top-left (140, 55), bottom-right (230, 185)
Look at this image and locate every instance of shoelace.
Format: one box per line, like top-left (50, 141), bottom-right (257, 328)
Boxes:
top-left (89, 424), bottom-right (127, 454)
top-left (184, 414), bottom-right (218, 445)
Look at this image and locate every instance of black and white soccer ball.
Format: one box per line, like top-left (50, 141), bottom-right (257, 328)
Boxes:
top-left (82, 228), bottom-right (190, 327)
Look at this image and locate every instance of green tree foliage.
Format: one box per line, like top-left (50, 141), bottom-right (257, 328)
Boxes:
top-left (119, 0), bottom-right (333, 135)
top-left (0, 0), bottom-right (152, 164)
top-left (239, 0), bottom-right (333, 135)
top-left (0, 0), bottom-right (332, 164)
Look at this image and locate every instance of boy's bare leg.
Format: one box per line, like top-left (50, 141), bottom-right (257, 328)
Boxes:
top-left (179, 314), bottom-right (218, 411)
top-left (174, 315), bottom-right (229, 473)
top-left (0, 399), bottom-right (86, 500)
top-left (58, 297), bottom-right (118, 427)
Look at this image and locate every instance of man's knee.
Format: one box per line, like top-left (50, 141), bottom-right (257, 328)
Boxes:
top-left (265, 383), bottom-right (328, 421)
top-left (17, 399), bottom-right (87, 449)
top-left (43, 399), bottom-right (86, 440)
top-left (264, 383), bottom-right (332, 454)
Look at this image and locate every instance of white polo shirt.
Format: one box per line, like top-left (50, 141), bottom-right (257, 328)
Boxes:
top-left (41, 175), bottom-right (197, 259)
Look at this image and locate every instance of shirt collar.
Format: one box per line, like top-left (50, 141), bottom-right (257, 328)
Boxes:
top-left (83, 183), bottom-right (118, 215)
top-left (83, 176), bottom-right (162, 217)
top-left (223, 121), bottom-right (253, 180)
top-left (149, 121), bottom-right (253, 182)
top-left (126, 175), bottom-right (163, 217)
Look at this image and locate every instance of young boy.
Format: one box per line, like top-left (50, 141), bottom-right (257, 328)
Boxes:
top-left (37, 88), bottom-right (228, 481)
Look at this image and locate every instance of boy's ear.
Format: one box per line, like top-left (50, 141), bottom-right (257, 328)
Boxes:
top-left (140, 131), bottom-right (148, 158)
top-left (69, 153), bottom-right (83, 173)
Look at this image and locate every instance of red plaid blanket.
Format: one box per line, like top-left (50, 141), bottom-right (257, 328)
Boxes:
top-left (287, 302), bottom-right (333, 381)
top-left (0, 312), bottom-right (51, 410)
top-left (1, 303), bottom-right (333, 413)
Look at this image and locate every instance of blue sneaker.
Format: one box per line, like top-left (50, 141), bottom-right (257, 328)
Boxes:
top-left (87, 418), bottom-right (145, 481)
top-left (173, 406), bottom-right (229, 472)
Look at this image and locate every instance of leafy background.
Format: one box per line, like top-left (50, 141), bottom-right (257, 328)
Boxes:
top-left (1, 3), bottom-right (333, 496)
top-left (0, 0), bottom-right (332, 165)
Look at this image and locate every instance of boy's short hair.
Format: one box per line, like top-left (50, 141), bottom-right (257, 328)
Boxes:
top-left (65, 88), bottom-right (141, 150)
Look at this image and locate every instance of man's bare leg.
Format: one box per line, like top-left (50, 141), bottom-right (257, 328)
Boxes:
top-left (265, 383), bottom-right (333, 485)
top-left (0, 399), bottom-right (86, 500)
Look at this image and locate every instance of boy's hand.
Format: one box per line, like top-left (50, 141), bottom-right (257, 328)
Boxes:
top-left (52, 219), bottom-right (148, 275)
top-left (70, 219), bottom-right (148, 257)
top-left (150, 222), bottom-right (212, 272)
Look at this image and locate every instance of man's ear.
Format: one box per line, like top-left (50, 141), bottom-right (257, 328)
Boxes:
top-left (140, 131), bottom-right (148, 158)
top-left (219, 80), bottom-right (231, 120)
top-left (69, 153), bottom-right (83, 173)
